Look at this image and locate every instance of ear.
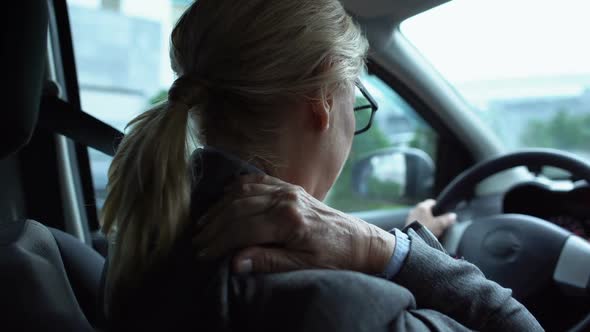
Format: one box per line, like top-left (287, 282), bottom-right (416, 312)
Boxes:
top-left (309, 94), bottom-right (333, 133)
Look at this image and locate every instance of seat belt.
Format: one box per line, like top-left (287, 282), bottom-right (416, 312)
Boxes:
top-left (38, 81), bottom-right (123, 157)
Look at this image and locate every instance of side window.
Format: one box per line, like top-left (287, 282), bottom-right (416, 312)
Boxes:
top-left (67, 0), bottom-right (191, 211)
top-left (325, 74), bottom-right (438, 212)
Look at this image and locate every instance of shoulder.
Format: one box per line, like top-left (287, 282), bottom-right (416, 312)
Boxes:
top-left (254, 269), bottom-right (413, 300)
top-left (232, 270), bottom-right (416, 332)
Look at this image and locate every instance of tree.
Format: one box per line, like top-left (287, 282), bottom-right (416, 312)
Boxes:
top-left (521, 109), bottom-right (590, 151)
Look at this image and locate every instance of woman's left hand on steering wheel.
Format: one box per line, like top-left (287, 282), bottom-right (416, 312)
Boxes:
top-left (405, 199), bottom-right (457, 238)
top-left (192, 174), bottom-right (396, 274)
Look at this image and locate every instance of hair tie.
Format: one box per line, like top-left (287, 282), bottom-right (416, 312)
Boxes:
top-left (168, 75), bottom-right (209, 109)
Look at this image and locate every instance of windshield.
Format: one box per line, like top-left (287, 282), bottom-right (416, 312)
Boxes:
top-left (401, 0), bottom-right (590, 161)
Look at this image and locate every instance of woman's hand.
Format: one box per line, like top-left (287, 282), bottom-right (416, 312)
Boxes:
top-left (193, 174), bottom-right (396, 274)
top-left (405, 199), bottom-right (456, 238)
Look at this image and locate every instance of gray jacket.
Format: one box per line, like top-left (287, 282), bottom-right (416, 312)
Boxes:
top-left (104, 148), bottom-right (543, 331)
top-left (220, 223), bottom-right (543, 332)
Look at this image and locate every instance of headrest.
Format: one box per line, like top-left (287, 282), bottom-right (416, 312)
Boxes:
top-left (0, 0), bottom-right (48, 158)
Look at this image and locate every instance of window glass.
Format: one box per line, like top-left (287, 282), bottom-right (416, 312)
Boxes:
top-left (402, 0), bottom-right (590, 161)
top-left (325, 74), bottom-right (438, 212)
top-left (67, 0), bottom-right (192, 210)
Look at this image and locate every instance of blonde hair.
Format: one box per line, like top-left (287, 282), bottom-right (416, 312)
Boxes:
top-left (101, 0), bottom-right (368, 301)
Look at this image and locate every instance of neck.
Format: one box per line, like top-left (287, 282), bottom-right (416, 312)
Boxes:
top-left (205, 116), bottom-right (328, 199)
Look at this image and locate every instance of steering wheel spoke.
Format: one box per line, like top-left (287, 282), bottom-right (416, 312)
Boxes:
top-left (554, 235), bottom-right (590, 295)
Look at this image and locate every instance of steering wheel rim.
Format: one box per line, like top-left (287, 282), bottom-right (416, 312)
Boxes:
top-left (432, 148), bottom-right (590, 217)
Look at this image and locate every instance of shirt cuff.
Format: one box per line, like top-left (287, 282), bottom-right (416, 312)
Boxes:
top-left (380, 228), bottom-right (410, 280)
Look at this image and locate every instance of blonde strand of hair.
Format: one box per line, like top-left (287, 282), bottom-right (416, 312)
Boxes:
top-left (101, 100), bottom-right (193, 292)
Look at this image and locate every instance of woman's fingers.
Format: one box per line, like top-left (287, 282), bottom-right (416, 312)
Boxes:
top-left (224, 182), bottom-right (281, 198)
top-left (238, 173), bottom-right (289, 187)
top-left (406, 199), bottom-right (458, 237)
top-left (233, 246), bottom-right (306, 274)
top-left (194, 192), bottom-right (303, 259)
top-left (193, 176), bottom-right (288, 258)
top-left (427, 213), bottom-right (457, 237)
top-left (194, 194), bottom-right (275, 247)
top-left (436, 212), bottom-right (457, 229)
top-left (197, 213), bottom-right (280, 259)
top-left (418, 198), bottom-right (436, 210)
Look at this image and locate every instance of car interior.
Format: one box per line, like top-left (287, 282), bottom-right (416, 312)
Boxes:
top-left (1, 0), bottom-right (589, 331)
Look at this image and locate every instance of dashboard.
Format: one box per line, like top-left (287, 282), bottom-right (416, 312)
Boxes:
top-left (503, 181), bottom-right (590, 240)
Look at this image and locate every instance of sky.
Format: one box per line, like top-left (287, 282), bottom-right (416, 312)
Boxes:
top-left (401, 0), bottom-right (590, 84)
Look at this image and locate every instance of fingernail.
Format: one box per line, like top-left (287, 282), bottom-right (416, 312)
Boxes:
top-left (449, 213), bottom-right (458, 221)
top-left (236, 258), bottom-right (252, 274)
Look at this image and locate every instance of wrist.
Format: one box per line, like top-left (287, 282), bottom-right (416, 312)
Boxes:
top-left (365, 224), bottom-right (396, 274)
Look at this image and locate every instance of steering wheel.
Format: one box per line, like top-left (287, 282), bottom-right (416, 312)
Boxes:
top-left (433, 149), bottom-right (590, 303)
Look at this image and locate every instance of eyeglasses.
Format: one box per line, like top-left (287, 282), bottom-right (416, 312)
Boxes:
top-left (353, 79), bottom-right (378, 135)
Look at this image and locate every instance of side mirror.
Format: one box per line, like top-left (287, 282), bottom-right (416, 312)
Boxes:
top-left (351, 147), bottom-right (434, 204)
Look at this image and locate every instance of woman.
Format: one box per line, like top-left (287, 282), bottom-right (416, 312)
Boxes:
top-left (101, 0), bottom-right (541, 331)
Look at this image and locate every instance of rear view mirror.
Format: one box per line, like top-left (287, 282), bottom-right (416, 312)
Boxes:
top-left (351, 147), bottom-right (434, 204)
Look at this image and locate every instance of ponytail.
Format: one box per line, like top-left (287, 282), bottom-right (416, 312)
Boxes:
top-left (102, 77), bottom-right (203, 297)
